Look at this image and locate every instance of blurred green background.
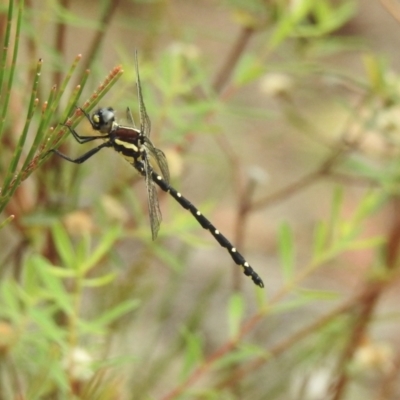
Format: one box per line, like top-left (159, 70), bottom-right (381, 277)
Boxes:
top-left (1, 0), bottom-right (400, 399)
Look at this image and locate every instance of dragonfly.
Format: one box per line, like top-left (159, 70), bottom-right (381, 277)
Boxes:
top-left (49, 51), bottom-right (264, 288)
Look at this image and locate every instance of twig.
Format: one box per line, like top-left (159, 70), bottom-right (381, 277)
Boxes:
top-left (212, 26), bottom-right (255, 93)
top-left (53, 0), bottom-right (71, 89)
top-left (380, 0), bottom-right (400, 24)
top-left (249, 94), bottom-right (373, 211)
top-left (78, 0), bottom-right (121, 79)
top-left (216, 288), bottom-right (380, 390)
top-left (329, 197), bottom-right (400, 399)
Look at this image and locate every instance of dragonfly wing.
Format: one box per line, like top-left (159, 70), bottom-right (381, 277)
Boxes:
top-left (144, 138), bottom-right (170, 184)
top-left (126, 107), bottom-right (136, 128)
top-left (134, 50), bottom-right (152, 139)
top-left (143, 154), bottom-right (162, 240)
top-left (154, 148), bottom-right (170, 184)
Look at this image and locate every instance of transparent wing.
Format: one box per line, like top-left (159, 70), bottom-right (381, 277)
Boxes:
top-left (126, 107), bottom-right (136, 128)
top-left (134, 49), bottom-right (151, 139)
top-left (143, 154), bottom-right (162, 240)
top-left (133, 50), bottom-right (163, 239)
top-left (144, 138), bottom-right (170, 184)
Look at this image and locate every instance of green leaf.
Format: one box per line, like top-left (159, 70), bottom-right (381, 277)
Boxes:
top-left (82, 272), bottom-right (116, 288)
top-left (270, 0), bottom-right (356, 47)
top-left (352, 191), bottom-right (384, 224)
top-left (80, 225), bottom-right (122, 274)
top-left (272, 290), bottom-right (338, 315)
top-left (228, 292), bottom-right (245, 338)
top-left (29, 307), bottom-right (66, 344)
top-left (0, 214), bottom-right (14, 230)
top-left (330, 186), bottom-right (343, 240)
top-left (349, 236), bottom-right (385, 250)
top-left (213, 343), bottom-right (264, 370)
top-left (152, 244), bottom-right (185, 273)
top-left (34, 258), bottom-right (73, 314)
top-left (295, 1), bottom-right (356, 37)
top-left (233, 54), bottom-right (265, 87)
top-left (363, 53), bottom-right (387, 93)
top-left (45, 266), bottom-right (77, 278)
top-left (75, 233), bottom-right (91, 270)
top-left (180, 327), bottom-right (203, 379)
top-left (312, 221), bottom-right (328, 261)
top-left (271, 296), bottom-right (318, 314)
top-left (0, 280), bottom-right (21, 320)
top-left (278, 222), bottom-right (295, 282)
top-left (22, 254), bottom-right (43, 297)
top-left (297, 288), bottom-right (340, 301)
top-left (51, 222), bottom-right (75, 269)
top-left (90, 299), bottom-right (140, 328)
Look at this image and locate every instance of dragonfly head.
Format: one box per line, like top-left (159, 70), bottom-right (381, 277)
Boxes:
top-left (91, 107), bottom-right (116, 134)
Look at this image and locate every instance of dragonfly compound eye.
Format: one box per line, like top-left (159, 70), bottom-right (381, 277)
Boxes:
top-left (92, 107), bottom-right (115, 133)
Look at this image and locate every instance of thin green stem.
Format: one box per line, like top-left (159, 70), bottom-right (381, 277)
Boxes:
top-left (44, 65), bottom-right (123, 154)
top-left (1, 59), bottom-right (42, 195)
top-left (0, 0), bottom-right (14, 104)
top-left (0, 0), bottom-right (23, 140)
top-left (20, 86), bottom-right (59, 174)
